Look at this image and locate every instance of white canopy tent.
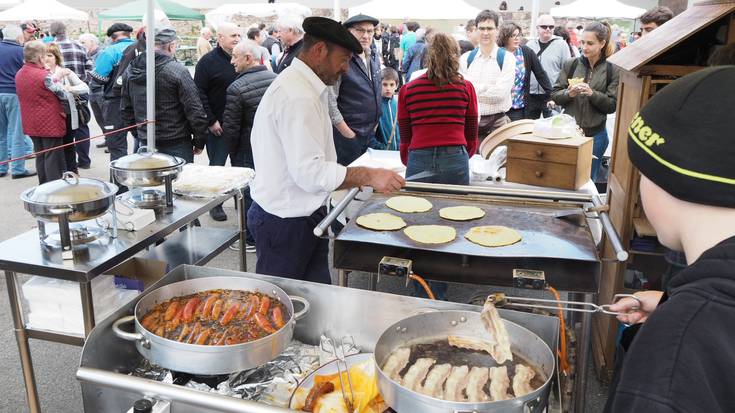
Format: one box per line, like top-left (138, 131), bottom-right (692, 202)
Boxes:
top-left (205, 2), bottom-right (311, 26)
top-left (348, 0), bottom-right (481, 20)
top-left (550, 0), bottom-right (646, 19)
top-left (0, 0), bottom-right (87, 21)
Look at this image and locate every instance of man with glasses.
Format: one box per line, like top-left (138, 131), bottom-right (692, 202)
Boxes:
top-left (525, 14), bottom-right (571, 119)
top-left (460, 10), bottom-right (515, 141)
top-left (328, 14), bottom-right (382, 166)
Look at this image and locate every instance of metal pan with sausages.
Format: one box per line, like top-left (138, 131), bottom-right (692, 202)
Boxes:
top-left (112, 276), bottom-right (309, 375)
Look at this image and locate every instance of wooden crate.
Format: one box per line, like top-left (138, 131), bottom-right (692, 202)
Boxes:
top-left (505, 134), bottom-right (593, 190)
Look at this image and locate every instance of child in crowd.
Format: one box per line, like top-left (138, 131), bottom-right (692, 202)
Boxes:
top-left (370, 67), bottom-right (400, 151)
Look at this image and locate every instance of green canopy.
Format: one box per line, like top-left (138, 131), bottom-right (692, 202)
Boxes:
top-left (98, 0), bottom-right (204, 23)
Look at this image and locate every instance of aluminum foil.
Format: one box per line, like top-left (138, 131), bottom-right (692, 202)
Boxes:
top-left (129, 340), bottom-right (320, 407)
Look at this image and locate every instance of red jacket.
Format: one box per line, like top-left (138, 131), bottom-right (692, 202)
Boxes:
top-left (15, 62), bottom-right (66, 138)
top-left (397, 74), bottom-right (479, 165)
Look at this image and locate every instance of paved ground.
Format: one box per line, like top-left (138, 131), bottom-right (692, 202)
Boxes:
top-left (0, 121), bottom-right (608, 412)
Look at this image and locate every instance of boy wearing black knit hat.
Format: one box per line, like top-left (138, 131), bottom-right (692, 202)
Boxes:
top-left (605, 66), bottom-right (735, 412)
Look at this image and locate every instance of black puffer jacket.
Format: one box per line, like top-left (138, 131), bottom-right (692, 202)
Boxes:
top-left (221, 65), bottom-right (276, 165)
top-left (121, 51), bottom-right (209, 148)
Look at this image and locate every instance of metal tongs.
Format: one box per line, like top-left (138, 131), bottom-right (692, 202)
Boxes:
top-left (320, 336), bottom-right (358, 411)
top-left (487, 292), bottom-right (642, 316)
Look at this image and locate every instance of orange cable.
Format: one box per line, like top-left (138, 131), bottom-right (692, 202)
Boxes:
top-left (547, 286), bottom-right (570, 374)
top-left (409, 273), bottom-right (436, 300)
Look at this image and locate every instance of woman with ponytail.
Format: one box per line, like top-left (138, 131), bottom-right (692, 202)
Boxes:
top-left (551, 21), bottom-right (619, 181)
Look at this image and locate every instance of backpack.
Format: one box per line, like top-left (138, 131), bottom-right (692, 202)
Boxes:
top-left (467, 46), bottom-right (506, 70)
top-left (567, 57), bottom-right (613, 90)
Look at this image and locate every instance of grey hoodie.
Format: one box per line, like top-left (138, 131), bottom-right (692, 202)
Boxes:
top-left (526, 35), bottom-right (572, 95)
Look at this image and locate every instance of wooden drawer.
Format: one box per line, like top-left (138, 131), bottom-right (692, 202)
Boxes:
top-left (508, 141), bottom-right (580, 165)
top-left (506, 158), bottom-right (583, 190)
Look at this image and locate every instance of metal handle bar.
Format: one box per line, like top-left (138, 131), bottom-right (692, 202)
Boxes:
top-left (592, 194), bottom-right (629, 262)
top-left (313, 187), bottom-right (360, 237)
top-left (491, 293), bottom-right (641, 316)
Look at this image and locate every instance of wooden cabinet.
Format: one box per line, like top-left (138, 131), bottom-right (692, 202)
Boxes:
top-left (506, 135), bottom-right (592, 190)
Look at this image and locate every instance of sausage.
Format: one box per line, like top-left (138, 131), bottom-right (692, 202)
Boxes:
top-left (193, 299), bottom-right (206, 319)
top-left (182, 297), bottom-right (201, 323)
top-left (214, 328), bottom-right (230, 345)
top-left (201, 294), bottom-right (220, 319)
top-left (302, 382), bottom-right (335, 412)
top-left (195, 328), bottom-right (213, 345)
top-left (272, 306), bottom-right (286, 329)
top-left (220, 301), bottom-right (240, 326)
top-left (259, 296), bottom-right (271, 315)
top-left (154, 325), bottom-right (165, 337)
top-left (166, 305), bottom-right (186, 332)
top-left (177, 325), bottom-right (191, 342)
top-left (140, 311), bottom-right (160, 331)
top-left (163, 301), bottom-right (179, 321)
top-left (186, 323), bottom-right (202, 344)
top-left (241, 295), bottom-right (259, 320)
top-left (211, 299), bottom-right (224, 320)
top-left (254, 312), bottom-right (276, 334)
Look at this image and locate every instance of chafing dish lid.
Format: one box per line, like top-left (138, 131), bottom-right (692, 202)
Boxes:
top-left (22, 172), bottom-right (115, 204)
top-left (111, 146), bottom-right (184, 171)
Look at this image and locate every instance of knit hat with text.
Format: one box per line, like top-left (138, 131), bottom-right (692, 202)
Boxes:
top-left (628, 66), bottom-right (735, 207)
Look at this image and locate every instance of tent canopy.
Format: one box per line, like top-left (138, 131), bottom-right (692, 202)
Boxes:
top-left (550, 0), bottom-right (645, 19)
top-left (98, 0), bottom-right (204, 22)
top-left (348, 0), bottom-right (480, 20)
top-left (0, 0), bottom-right (87, 21)
top-left (206, 2), bottom-right (311, 26)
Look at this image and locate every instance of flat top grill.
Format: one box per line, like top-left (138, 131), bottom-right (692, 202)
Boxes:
top-left (336, 191), bottom-right (598, 263)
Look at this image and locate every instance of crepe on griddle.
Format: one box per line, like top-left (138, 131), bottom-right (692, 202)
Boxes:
top-left (465, 225), bottom-right (521, 247)
top-left (385, 195), bottom-right (433, 213)
top-left (356, 213), bottom-right (407, 231)
top-left (404, 225), bottom-right (456, 244)
top-left (439, 206), bottom-right (485, 221)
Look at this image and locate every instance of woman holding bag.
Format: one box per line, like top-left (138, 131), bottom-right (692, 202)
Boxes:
top-left (44, 43), bottom-right (89, 174)
top-left (551, 22), bottom-right (619, 181)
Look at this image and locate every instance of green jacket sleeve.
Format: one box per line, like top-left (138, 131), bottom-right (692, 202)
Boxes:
top-left (589, 64), bottom-right (619, 115)
top-left (551, 59), bottom-right (573, 106)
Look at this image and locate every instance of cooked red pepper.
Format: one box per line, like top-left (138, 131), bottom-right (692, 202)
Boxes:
top-left (272, 306), bottom-right (286, 329)
top-left (254, 312), bottom-right (276, 334)
top-left (182, 297), bottom-right (201, 323)
top-left (259, 296), bottom-right (271, 315)
top-left (220, 301), bottom-right (240, 326)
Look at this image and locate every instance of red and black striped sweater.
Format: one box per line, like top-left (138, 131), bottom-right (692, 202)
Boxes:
top-left (397, 74), bottom-right (479, 165)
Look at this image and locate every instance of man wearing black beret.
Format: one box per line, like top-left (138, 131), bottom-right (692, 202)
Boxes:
top-left (605, 66), bottom-right (735, 412)
top-left (248, 16), bottom-right (404, 284)
top-left (88, 23), bottom-right (136, 167)
top-left (328, 14), bottom-right (383, 166)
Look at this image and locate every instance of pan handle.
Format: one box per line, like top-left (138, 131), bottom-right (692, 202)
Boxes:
top-left (313, 187), bottom-right (360, 237)
top-left (112, 315), bottom-right (150, 349)
top-left (289, 296), bottom-right (310, 321)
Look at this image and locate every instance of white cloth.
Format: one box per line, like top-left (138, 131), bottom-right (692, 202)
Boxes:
top-left (250, 58), bottom-right (348, 218)
top-left (459, 45), bottom-right (515, 116)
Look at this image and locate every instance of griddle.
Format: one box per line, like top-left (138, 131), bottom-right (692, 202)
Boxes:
top-left (333, 191), bottom-right (601, 292)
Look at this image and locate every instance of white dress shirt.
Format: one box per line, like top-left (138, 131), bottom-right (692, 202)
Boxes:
top-left (250, 58), bottom-right (348, 218)
top-left (459, 45), bottom-right (516, 116)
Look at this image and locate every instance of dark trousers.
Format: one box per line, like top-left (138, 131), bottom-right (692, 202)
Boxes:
top-left (74, 124), bottom-right (91, 168)
top-left (232, 150), bottom-right (255, 245)
top-left (525, 94), bottom-right (552, 120)
top-left (206, 131), bottom-right (229, 166)
top-left (90, 93), bottom-right (105, 130)
top-left (506, 108), bottom-right (526, 122)
top-left (477, 113), bottom-right (510, 147)
top-left (62, 119), bottom-right (77, 174)
top-left (334, 128), bottom-right (371, 166)
top-left (247, 203), bottom-right (331, 284)
top-left (405, 145), bottom-right (469, 300)
top-left (31, 136), bottom-right (65, 184)
top-left (156, 139), bottom-right (194, 163)
top-left (102, 97), bottom-right (128, 161)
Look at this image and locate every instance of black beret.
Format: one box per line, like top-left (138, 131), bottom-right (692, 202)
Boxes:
top-left (344, 14), bottom-right (379, 28)
top-left (628, 66), bottom-right (735, 207)
top-left (302, 16), bottom-right (362, 54)
top-left (106, 23), bottom-right (134, 37)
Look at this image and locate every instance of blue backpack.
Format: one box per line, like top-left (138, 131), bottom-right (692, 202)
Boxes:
top-left (467, 46), bottom-right (506, 69)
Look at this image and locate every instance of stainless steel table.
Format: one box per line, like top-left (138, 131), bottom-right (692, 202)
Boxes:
top-left (0, 192), bottom-right (248, 413)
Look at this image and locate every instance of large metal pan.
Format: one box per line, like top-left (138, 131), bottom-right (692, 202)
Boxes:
top-left (374, 310), bottom-right (555, 413)
top-left (112, 277), bottom-right (309, 375)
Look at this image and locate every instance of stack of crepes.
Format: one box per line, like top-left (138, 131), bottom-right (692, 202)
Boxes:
top-left (292, 358), bottom-right (387, 413)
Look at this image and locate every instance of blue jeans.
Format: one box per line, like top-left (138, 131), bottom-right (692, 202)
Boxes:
top-left (206, 131), bottom-right (229, 166)
top-left (0, 93), bottom-right (31, 175)
top-left (591, 127), bottom-right (609, 181)
top-left (405, 145), bottom-right (469, 300)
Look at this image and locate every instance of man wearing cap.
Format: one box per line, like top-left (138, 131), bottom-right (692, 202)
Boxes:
top-left (89, 23), bottom-right (135, 163)
top-left (328, 14), bottom-right (382, 166)
top-left (121, 27), bottom-right (208, 163)
top-left (248, 17), bottom-right (404, 284)
top-left (604, 66), bottom-right (735, 412)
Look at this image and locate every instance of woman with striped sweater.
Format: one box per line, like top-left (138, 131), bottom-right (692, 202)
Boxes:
top-left (397, 32), bottom-right (479, 186)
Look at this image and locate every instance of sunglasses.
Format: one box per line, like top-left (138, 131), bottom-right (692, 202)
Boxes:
top-left (538, 25), bottom-right (555, 30)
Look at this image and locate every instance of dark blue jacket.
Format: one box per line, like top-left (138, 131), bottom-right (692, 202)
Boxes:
top-left (333, 44), bottom-right (382, 165)
top-left (0, 40), bottom-right (24, 94)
